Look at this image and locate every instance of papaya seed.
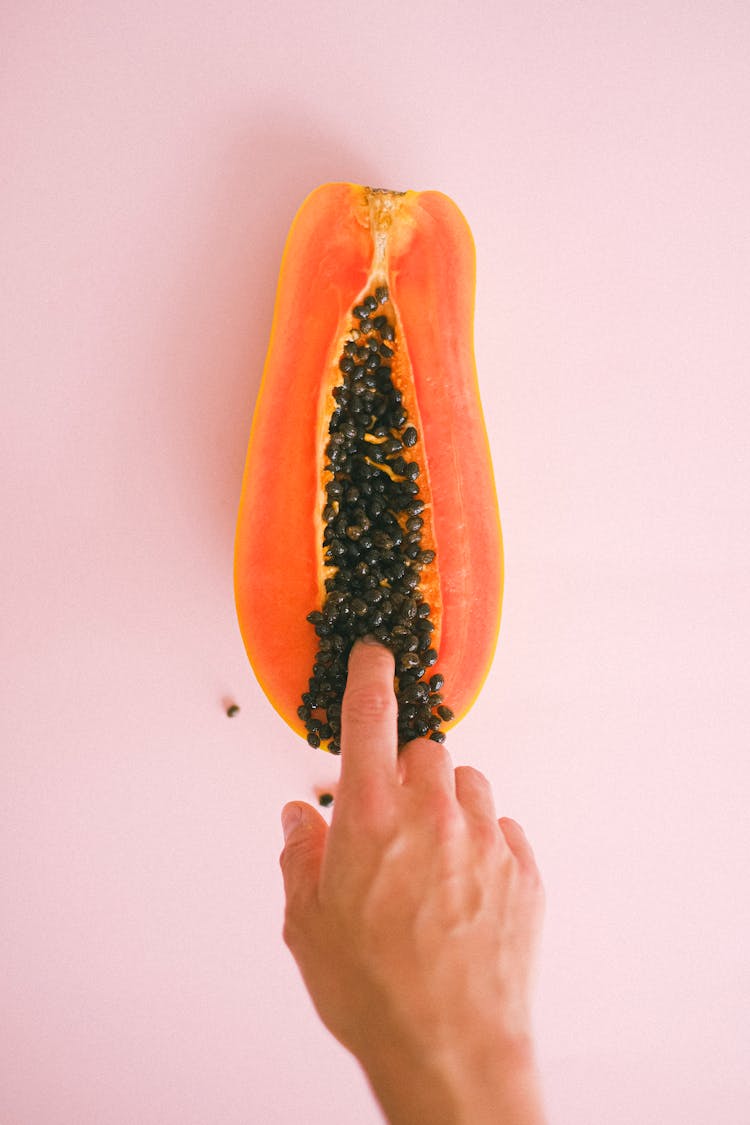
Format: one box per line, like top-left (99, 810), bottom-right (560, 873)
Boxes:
top-left (300, 290), bottom-right (449, 750)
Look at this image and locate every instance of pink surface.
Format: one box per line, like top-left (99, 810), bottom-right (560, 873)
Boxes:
top-left (2, 3), bottom-right (749, 1122)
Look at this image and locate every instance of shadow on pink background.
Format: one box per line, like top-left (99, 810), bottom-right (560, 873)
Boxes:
top-left (107, 108), bottom-right (382, 569)
top-left (2, 3), bottom-right (749, 1123)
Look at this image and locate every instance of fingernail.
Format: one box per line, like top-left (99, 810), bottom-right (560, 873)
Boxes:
top-left (281, 804), bottom-right (302, 842)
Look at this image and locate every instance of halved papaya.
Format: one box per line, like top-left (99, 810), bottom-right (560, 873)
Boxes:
top-left (234, 183), bottom-right (502, 751)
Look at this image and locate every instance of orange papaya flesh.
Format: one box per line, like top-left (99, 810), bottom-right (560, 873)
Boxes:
top-left (234, 183), bottom-right (503, 752)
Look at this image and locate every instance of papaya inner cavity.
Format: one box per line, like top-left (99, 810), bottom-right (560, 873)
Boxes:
top-left (300, 285), bottom-right (451, 754)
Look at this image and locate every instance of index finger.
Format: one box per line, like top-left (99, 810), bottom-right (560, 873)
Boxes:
top-left (338, 638), bottom-right (398, 799)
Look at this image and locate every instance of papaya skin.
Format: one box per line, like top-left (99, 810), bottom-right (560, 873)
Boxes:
top-left (234, 183), bottom-right (503, 744)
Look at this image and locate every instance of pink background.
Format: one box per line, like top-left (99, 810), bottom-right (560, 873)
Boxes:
top-left (2, 3), bottom-right (749, 1122)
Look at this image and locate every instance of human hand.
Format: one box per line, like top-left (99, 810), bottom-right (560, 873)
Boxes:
top-left (280, 638), bottom-right (547, 1125)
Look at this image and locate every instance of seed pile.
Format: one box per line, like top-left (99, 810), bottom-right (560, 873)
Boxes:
top-left (298, 287), bottom-right (454, 754)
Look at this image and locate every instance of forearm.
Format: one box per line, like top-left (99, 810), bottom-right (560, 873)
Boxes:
top-left (361, 1033), bottom-right (547, 1125)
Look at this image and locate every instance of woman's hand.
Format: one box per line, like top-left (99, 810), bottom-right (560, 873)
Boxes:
top-left (279, 638), bottom-right (547, 1125)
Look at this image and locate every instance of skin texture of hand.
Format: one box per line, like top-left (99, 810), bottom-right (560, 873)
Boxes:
top-left (280, 638), bottom-right (547, 1125)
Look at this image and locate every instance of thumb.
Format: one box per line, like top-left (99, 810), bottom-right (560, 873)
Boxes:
top-left (279, 801), bottom-right (328, 914)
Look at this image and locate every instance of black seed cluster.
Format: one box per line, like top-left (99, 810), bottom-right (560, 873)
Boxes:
top-left (298, 288), bottom-right (454, 753)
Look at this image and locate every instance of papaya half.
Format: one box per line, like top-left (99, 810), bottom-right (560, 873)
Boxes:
top-left (234, 183), bottom-right (502, 752)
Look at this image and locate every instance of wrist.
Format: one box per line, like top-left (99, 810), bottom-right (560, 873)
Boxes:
top-left (360, 1030), bottom-right (546, 1125)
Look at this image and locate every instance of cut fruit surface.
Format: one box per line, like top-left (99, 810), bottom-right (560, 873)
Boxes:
top-left (234, 183), bottom-right (503, 750)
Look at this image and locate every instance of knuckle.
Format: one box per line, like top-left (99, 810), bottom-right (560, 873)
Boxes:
top-left (282, 914), bottom-right (300, 954)
top-left (355, 787), bottom-right (397, 839)
top-left (473, 816), bottom-right (502, 856)
top-left (456, 764), bottom-right (489, 787)
top-left (530, 866), bottom-right (546, 899)
top-left (516, 849), bottom-right (544, 899)
top-left (282, 898), bottom-right (309, 952)
top-left (278, 841), bottom-right (298, 877)
top-left (402, 736), bottom-right (454, 778)
top-left (431, 792), bottom-right (463, 840)
top-left (342, 683), bottom-right (395, 724)
top-left (356, 782), bottom-right (385, 823)
top-left (281, 904), bottom-right (295, 944)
